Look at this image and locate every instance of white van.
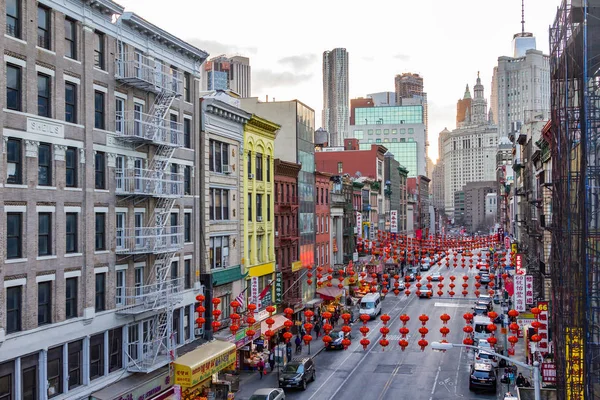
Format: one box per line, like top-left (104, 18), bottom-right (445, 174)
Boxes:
top-left (360, 293), bottom-right (382, 320)
top-left (473, 315), bottom-right (492, 340)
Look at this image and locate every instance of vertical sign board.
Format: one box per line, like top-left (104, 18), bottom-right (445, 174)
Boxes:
top-left (513, 274), bottom-right (526, 312)
top-left (537, 301), bottom-right (550, 354)
top-left (274, 272), bottom-right (283, 304)
top-left (541, 362), bottom-right (557, 384)
top-left (390, 210), bottom-right (398, 233)
top-left (250, 277), bottom-right (259, 309)
top-left (515, 253), bottom-right (524, 274)
top-left (525, 275), bottom-right (534, 304)
top-left (565, 327), bottom-right (584, 400)
top-left (356, 212), bottom-right (362, 238)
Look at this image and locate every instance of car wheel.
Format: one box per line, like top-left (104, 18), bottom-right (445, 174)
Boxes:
top-left (302, 379), bottom-right (307, 390)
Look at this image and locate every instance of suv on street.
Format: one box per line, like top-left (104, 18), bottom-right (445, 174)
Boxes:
top-left (279, 358), bottom-right (315, 390)
top-left (469, 362), bottom-right (497, 392)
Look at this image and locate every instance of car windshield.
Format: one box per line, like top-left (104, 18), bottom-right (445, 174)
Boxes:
top-left (473, 370), bottom-right (493, 379)
top-left (474, 323), bottom-right (491, 333)
top-left (478, 352), bottom-right (495, 360)
top-left (361, 302), bottom-right (374, 309)
top-left (283, 363), bottom-right (304, 373)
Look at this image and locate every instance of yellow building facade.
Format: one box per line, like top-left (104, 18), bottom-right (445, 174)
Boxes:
top-left (243, 115), bottom-right (278, 309)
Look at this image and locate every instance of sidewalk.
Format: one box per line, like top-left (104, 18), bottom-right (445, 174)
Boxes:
top-left (234, 332), bottom-right (328, 399)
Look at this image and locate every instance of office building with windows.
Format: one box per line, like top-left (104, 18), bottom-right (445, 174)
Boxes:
top-left (0, 0), bottom-right (208, 398)
top-left (199, 92), bottom-right (251, 336)
top-left (349, 105), bottom-right (426, 177)
top-left (202, 55), bottom-right (252, 98)
top-left (322, 48), bottom-right (349, 147)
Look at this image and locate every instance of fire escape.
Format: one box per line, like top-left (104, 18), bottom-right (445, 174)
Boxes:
top-left (114, 51), bottom-right (184, 373)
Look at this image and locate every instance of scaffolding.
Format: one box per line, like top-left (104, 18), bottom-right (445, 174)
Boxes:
top-left (550, 0), bottom-right (600, 398)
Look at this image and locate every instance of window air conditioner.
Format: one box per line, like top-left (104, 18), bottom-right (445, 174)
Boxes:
top-left (223, 165), bottom-right (231, 174)
top-left (248, 173), bottom-right (254, 179)
top-left (257, 216), bottom-right (263, 222)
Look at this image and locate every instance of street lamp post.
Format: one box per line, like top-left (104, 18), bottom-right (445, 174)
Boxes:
top-left (431, 342), bottom-right (541, 400)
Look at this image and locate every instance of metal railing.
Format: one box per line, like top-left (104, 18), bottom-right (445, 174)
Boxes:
top-left (126, 331), bottom-right (177, 372)
top-left (116, 277), bottom-right (184, 314)
top-left (116, 167), bottom-right (183, 198)
top-left (115, 225), bottom-right (184, 254)
top-left (278, 196), bottom-right (299, 206)
top-left (115, 53), bottom-right (183, 96)
top-left (115, 111), bottom-right (183, 147)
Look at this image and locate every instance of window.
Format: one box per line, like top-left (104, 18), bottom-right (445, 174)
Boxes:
top-left (184, 259), bottom-right (192, 289)
top-left (38, 212), bottom-right (52, 256)
top-left (37, 74), bottom-right (51, 117)
top-left (183, 118), bottom-right (191, 148)
top-left (115, 97), bottom-right (124, 133)
top-left (248, 193), bottom-right (252, 221)
top-left (65, 147), bottom-right (77, 187)
top-left (95, 273), bottom-right (105, 312)
top-left (108, 327), bottom-right (122, 372)
top-left (64, 18), bottom-right (76, 59)
top-left (6, 286), bottom-right (21, 333)
top-left (184, 72), bottom-right (191, 102)
top-left (95, 152), bottom-right (105, 189)
top-left (116, 269), bottom-right (124, 306)
top-left (6, 0), bottom-right (20, 38)
top-left (65, 277), bottom-right (77, 319)
top-left (65, 83), bottom-right (77, 123)
top-left (94, 91), bottom-right (105, 129)
top-left (266, 156), bottom-right (271, 181)
top-left (116, 212), bottom-right (125, 249)
top-left (61, 212), bottom-right (77, 254)
top-left (127, 325), bottom-right (139, 361)
top-left (94, 31), bottom-right (105, 69)
top-left (95, 213), bottom-right (106, 250)
top-left (38, 281), bottom-right (51, 325)
top-left (256, 194), bottom-right (263, 219)
top-left (337, 162), bottom-right (343, 174)
top-left (135, 266), bottom-right (143, 296)
top-left (256, 153), bottom-right (263, 180)
top-left (68, 340), bottom-right (82, 389)
top-left (6, 138), bottom-right (22, 184)
top-left (209, 140), bottom-right (229, 173)
top-left (37, 5), bottom-right (50, 49)
top-left (209, 236), bottom-right (229, 269)
top-left (408, 128), bottom-right (414, 134)
top-left (38, 143), bottom-right (52, 186)
top-left (6, 64), bottom-right (21, 111)
top-left (47, 346), bottom-right (62, 398)
top-left (170, 213), bottom-right (178, 245)
top-left (89, 333), bottom-right (104, 380)
top-left (170, 163), bottom-right (178, 195)
top-left (135, 212), bottom-right (143, 248)
top-left (267, 194), bottom-right (271, 222)
top-left (247, 151), bottom-right (252, 176)
top-left (169, 114), bottom-right (178, 145)
top-left (209, 188), bottom-right (229, 221)
top-left (170, 261), bottom-right (178, 280)
top-left (6, 213), bottom-right (22, 259)
top-left (184, 166), bottom-right (191, 195)
top-left (184, 213), bottom-right (192, 242)
top-left (21, 356), bottom-right (37, 400)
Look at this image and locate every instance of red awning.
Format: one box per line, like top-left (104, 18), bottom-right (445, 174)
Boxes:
top-left (316, 286), bottom-right (343, 300)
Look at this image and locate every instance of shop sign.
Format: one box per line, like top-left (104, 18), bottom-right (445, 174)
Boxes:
top-left (565, 327), bottom-right (584, 399)
top-left (525, 275), bottom-right (534, 304)
top-left (110, 370), bottom-right (173, 400)
top-left (504, 236), bottom-right (510, 250)
top-left (291, 261), bottom-right (302, 272)
top-left (514, 274), bottom-right (526, 312)
top-left (274, 272), bottom-right (283, 304)
top-left (261, 290), bottom-right (272, 309)
top-left (537, 301), bottom-right (550, 353)
top-left (356, 212), bottom-right (362, 238)
top-left (541, 362), bottom-right (557, 384)
top-left (515, 253), bottom-right (524, 274)
top-left (390, 210), bottom-right (398, 233)
top-left (250, 277), bottom-right (259, 308)
top-left (174, 349), bottom-right (236, 387)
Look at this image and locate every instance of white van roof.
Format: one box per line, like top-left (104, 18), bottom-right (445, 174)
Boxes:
top-left (361, 293), bottom-right (380, 302)
top-left (473, 315), bottom-right (490, 324)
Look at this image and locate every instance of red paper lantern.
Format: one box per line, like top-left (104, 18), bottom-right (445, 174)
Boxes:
top-left (283, 331), bottom-right (293, 342)
top-left (360, 338), bottom-right (370, 350)
top-left (440, 314), bottom-right (451, 324)
top-left (440, 326), bottom-right (450, 337)
top-left (463, 337), bottom-right (474, 346)
top-left (508, 335), bottom-right (519, 346)
top-left (418, 314), bottom-right (429, 325)
top-left (530, 334), bottom-right (542, 343)
top-left (342, 338), bottom-right (351, 350)
top-left (488, 311), bottom-right (498, 321)
top-left (463, 325), bottom-right (473, 333)
top-left (508, 309), bottom-right (519, 318)
top-left (303, 334), bottom-right (313, 345)
top-left (418, 327), bottom-right (429, 337)
top-left (509, 322), bottom-right (520, 333)
top-left (266, 305), bottom-right (276, 314)
top-left (399, 339), bottom-right (409, 351)
top-left (360, 314), bottom-right (371, 324)
top-left (487, 337), bottom-right (498, 345)
top-left (531, 307), bottom-right (541, 316)
top-left (418, 339), bottom-right (429, 351)
top-left (246, 329), bottom-right (256, 337)
top-left (399, 327), bottom-right (409, 337)
top-left (322, 335), bottom-right (332, 345)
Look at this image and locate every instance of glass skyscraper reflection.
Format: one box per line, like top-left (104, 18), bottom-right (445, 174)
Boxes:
top-left (355, 105), bottom-right (423, 126)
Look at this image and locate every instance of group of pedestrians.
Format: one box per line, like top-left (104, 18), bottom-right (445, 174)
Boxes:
top-left (256, 350), bottom-right (277, 380)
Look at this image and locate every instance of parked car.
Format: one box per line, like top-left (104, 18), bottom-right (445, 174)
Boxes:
top-left (430, 273), bottom-right (442, 281)
top-left (279, 358), bottom-right (316, 390)
top-left (250, 388), bottom-right (286, 400)
top-left (469, 362), bottom-right (497, 392)
top-left (475, 349), bottom-right (499, 368)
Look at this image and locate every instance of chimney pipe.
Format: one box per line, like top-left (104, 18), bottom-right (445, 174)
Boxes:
top-left (266, 95), bottom-right (268, 102)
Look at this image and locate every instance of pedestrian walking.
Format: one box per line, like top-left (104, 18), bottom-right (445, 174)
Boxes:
top-left (257, 358), bottom-right (265, 379)
top-left (314, 322), bottom-right (321, 338)
top-left (286, 341), bottom-right (292, 362)
top-left (268, 350), bottom-right (275, 371)
top-left (295, 335), bottom-right (302, 354)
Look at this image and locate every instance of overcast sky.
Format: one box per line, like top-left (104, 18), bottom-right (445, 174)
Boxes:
top-left (118, 0), bottom-right (560, 161)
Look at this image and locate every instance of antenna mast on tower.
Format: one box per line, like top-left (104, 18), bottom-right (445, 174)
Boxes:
top-left (521, 0), bottom-right (525, 35)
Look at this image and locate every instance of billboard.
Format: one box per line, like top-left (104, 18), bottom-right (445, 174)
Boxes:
top-left (565, 327), bottom-right (584, 399)
top-left (513, 274), bottom-right (526, 312)
top-left (525, 275), bottom-right (534, 304)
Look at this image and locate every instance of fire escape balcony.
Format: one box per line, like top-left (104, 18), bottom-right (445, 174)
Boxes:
top-left (280, 229), bottom-right (298, 241)
top-left (115, 226), bottom-right (184, 255)
top-left (115, 111), bottom-right (184, 147)
top-left (116, 277), bottom-right (184, 315)
top-left (278, 196), bottom-right (299, 209)
top-left (116, 168), bottom-right (183, 198)
top-left (115, 53), bottom-right (184, 96)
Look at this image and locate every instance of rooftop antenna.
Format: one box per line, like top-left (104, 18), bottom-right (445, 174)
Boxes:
top-left (521, 0), bottom-right (525, 35)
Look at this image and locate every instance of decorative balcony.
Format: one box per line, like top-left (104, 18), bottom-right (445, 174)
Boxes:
top-left (115, 111), bottom-right (184, 147)
top-left (116, 167), bottom-right (183, 198)
top-left (115, 226), bottom-right (184, 255)
top-left (115, 53), bottom-right (183, 96)
top-left (116, 278), bottom-right (184, 315)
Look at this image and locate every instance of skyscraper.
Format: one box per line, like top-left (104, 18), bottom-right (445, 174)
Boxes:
top-left (395, 73), bottom-right (428, 156)
top-left (322, 48), bottom-right (349, 147)
top-left (203, 55), bottom-right (252, 98)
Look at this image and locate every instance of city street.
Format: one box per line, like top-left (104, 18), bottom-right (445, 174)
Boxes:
top-left (236, 250), bottom-right (517, 400)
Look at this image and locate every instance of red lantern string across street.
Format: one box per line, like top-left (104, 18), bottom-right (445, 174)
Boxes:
top-left (211, 298), bottom-right (222, 331)
top-left (195, 294), bottom-right (205, 328)
top-left (229, 300), bottom-right (241, 335)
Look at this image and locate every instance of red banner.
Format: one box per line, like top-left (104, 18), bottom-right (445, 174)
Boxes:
top-left (541, 362), bottom-right (557, 383)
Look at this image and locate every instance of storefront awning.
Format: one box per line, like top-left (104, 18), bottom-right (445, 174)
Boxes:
top-left (91, 367), bottom-right (173, 400)
top-left (261, 314), bottom-right (289, 334)
top-left (173, 340), bottom-right (236, 388)
top-left (317, 286), bottom-right (343, 300)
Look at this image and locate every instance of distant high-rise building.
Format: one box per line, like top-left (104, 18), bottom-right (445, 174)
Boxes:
top-left (368, 91), bottom-right (396, 106)
top-left (350, 97), bottom-right (374, 125)
top-left (323, 48), bottom-right (350, 147)
top-left (456, 85), bottom-right (472, 127)
top-left (395, 73), bottom-right (428, 155)
top-left (203, 55), bottom-right (251, 97)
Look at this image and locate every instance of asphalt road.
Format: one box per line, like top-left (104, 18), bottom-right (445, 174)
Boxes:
top-left (240, 249), bottom-right (516, 400)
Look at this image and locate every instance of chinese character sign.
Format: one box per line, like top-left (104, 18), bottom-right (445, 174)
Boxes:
top-left (516, 253), bottom-right (524, 274)
top-left (514, 274), bottom-right (526, 312)
top-left (390, 210), bottom-right (398, 233)
top-left (250, 277), bottom-right (259, 308)
top-left (525, 275), bottom-right (534, 304)
top-left (537, 301), bottom-right (550, 354)
top-left (356, 212), bottom-right (362, 238)
top-left (541, 362), bottom-right (557, 384)
top-left (274, 272), bottom-right (283, 304)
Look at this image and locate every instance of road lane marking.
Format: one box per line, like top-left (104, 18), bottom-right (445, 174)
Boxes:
top-left (429, 365), bottom-right (442, 400)
top-left (434, 302), bottom-right (463, 308)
